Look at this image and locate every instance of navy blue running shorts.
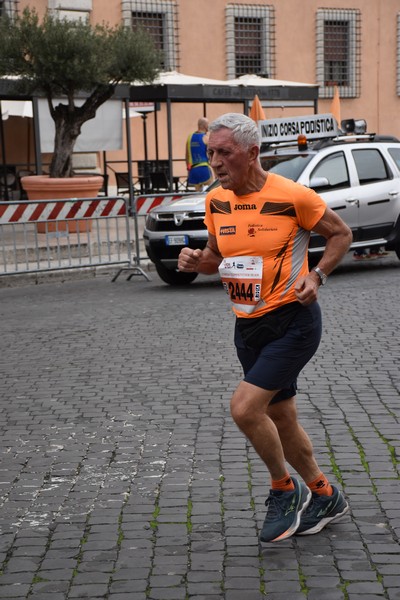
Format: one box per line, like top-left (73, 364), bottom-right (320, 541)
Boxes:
top-left (234, 301), bottom-right (322, 404)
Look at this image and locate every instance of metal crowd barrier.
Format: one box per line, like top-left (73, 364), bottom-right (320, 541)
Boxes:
top-left (0, 196), bottom-right (149, 280)
top-left (0, 191), bottom-right (193, 281)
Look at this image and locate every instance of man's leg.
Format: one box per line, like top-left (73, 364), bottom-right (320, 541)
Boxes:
top-left (230, 381), bottom-right (287, 479)
top-left (267, 397), bottom-right (321, 483)
top-left (231, 303), bottom-right (347, 538)
top-left (230, 381), bottom-right (311, 542)
top-left (268, 397), bottom-right (349, 535)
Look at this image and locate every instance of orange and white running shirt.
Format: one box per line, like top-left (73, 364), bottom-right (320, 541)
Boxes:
top-left (204, 172), bottom-right (327, 318)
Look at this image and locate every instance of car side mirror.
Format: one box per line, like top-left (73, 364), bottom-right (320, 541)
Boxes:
top-left (309, 176), bottom-right (329, 190)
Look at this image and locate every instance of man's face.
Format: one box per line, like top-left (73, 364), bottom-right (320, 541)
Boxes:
top-left (207, 127), bottom-right (254, 193)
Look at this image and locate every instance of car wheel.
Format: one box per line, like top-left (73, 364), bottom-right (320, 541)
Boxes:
top-left (155, 261), bottom-right (198, 285)
top-left (395, 244), bottom-right (400, 260)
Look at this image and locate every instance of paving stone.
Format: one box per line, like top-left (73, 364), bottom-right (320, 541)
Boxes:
top-left (30, 581), bottom-right (69, 594)
top-left (108, 595), bottom-right (146, 600)
top-left (28, 595), bottom-right (66, 600)
top-left (148, 588), bottom-right (187, 600)
top-left (189, 596), bottom-right (224, 600)
top-left (109, 580), bottom-right (148, 593)
top-left (0, 584), bottom-right (31, 598)
top-left (348, 592), bottom-right (386, 600)
top-left (67, 583), bottom-right (110, 597)
top-left (308, 591), bottom-right (347, 600)
top-left (186, 582), bottom-right (222, 596)
top-left (346, 582), bottom-right (387, 594)
top-left (225, 592), bottom-right (272, 600)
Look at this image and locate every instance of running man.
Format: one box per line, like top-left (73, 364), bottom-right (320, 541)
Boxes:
top-left (178, 113), bottom-right (352, 543)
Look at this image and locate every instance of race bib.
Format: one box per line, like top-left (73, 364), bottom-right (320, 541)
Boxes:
top-left (218, 256), bottom-right (264, 314)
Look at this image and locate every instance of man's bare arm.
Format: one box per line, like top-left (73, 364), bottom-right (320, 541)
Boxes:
top-left (178, 233), bottom-right (222, 275)
top-left (295, 208), bottom-right (352, 305)
top-left (310, 207), bottom-right (353, 275)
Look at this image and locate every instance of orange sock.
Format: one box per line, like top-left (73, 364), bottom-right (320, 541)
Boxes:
top-left (271, 474), bottom-right (295, 492)
top-left (307, 473), bottom-right (333, 496)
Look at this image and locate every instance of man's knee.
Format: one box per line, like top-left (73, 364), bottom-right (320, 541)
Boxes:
top-left (268, 398), bottom-right (297, 434)
top-left (230, 393), bottom-right (252, 429)
top-left (230, 383), bottom-right (276, 430)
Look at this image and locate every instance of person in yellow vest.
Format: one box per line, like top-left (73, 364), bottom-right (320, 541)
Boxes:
top-left (185, 117), bottom-right (214, 191)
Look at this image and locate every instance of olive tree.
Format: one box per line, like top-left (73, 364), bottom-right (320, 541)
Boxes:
top-left (0, 8), bottom-right (161, 177)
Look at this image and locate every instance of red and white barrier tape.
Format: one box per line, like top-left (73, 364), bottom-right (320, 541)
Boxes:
top-left (135, 194), bottom-right (184, 215)
top-left (0, 193), bottom-right (188, 224)
top-left (0, 198), bottom-right (126, 224)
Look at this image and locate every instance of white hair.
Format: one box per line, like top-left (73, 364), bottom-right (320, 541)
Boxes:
top-left (209, 113), bottom-right (260, 149)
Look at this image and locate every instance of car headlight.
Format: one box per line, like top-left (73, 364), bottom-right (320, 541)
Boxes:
top-left (145, 214), bottom-right (157, 231)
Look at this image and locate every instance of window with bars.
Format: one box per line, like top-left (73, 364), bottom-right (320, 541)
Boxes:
top-left (324, 21), bottom-right (349, 85)
top-left (123, 0), bottom-right (179, 71)
top-left (316, 8), bottom-right (361, 98)
top-left (132, 11), bottom-right (165, 54)
top-left (47, 0), bottom-right (92, 21)
top-left (226, 4), bottom-right (275, 80)
top-left (0, 0), bottom-right (18, 18)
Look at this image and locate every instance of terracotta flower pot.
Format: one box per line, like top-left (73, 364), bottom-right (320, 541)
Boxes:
top-left (21, 174), bottom-right (104, 234)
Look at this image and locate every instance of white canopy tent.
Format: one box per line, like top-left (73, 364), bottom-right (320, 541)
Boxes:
top-left (134, 70), bottom-right (230, 87)
top-left (225, 73), bottom-right (317, 87)
top-left (224, 74), bottom-right (319, 109)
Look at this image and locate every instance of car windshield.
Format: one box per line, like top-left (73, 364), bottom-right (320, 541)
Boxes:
top-left (261, 154), bottom-right (314, 181)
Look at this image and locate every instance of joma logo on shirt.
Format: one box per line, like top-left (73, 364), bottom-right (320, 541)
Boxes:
top-left (234, 203), bottom-right (257, 210)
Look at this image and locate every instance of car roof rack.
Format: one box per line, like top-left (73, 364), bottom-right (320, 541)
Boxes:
top-left (311, 132), bottom-right (400, 150)
top-left (371, 134), bottom-right (400, 142)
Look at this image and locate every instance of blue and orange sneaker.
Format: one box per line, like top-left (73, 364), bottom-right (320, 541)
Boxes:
top-left (260, 477), bottom-right (311, 543)
top-left (296, 485), bottom-right (349, 535)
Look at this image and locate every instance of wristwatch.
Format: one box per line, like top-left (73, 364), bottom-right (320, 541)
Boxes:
top-left (312, 267), bottom-right (328, 286)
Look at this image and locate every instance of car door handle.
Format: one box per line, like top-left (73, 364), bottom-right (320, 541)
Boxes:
top-left (388, 190), bottom-right (399, 196)
top-left (345, 197), bottom-right (359, 206)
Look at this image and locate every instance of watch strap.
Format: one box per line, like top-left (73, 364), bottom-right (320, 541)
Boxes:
top-left (312, 266), bottom-right (328, 285)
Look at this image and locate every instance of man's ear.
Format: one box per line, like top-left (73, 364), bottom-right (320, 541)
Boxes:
top-left (248, 144), bottom-right (260, 164)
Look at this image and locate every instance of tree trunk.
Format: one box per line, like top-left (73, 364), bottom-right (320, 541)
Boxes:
top-left (48, 86), bottom-right (115, 178)
top-left (49, 108), bottom-right (82, 178)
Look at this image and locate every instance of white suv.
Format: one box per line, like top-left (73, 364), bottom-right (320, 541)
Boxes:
top-left (143, 115), bottom-right (400, 285)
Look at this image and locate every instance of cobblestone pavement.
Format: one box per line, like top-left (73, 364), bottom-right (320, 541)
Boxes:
top-left (0, 254), bottom-right (399, 600)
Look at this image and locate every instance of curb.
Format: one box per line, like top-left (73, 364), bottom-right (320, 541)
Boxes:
top-left (0, 260), bottom-right (155, 288)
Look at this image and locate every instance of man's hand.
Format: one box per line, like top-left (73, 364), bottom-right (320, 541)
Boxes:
top-left (178, 248), bottom-right (203, 272)
top-left (294, 273), bottom-right (320, 305)
top-left (178, 237), bottom-right (222, 275)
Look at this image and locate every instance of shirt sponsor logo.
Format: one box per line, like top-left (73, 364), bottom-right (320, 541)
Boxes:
top-left (220, 225), bottom-right (236, 235)
top-left (248, 223), bottom-right (278, 236)
top-left (234, 203), bottom-right (257, 210)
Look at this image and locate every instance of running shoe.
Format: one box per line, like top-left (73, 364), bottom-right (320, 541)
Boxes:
top-left (260, 477), bottom-right (311, 543)
top-left (353, 251), bottom-right (374, 260)
top-left (296, 485), bottom-right (349, 536)
top-left (369, 248), bottom-right (389, 257)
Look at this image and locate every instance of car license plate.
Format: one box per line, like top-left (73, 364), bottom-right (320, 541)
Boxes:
top-left (165, 235), bottom-right (188, 246)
